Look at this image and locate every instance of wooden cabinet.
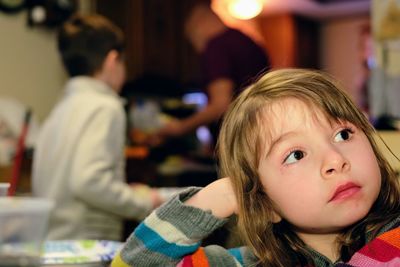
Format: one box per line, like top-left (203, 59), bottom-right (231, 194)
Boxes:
top-left (295, 15), bottom-right (320, 68)
top-left (96, 0), bottom-right (199, 88)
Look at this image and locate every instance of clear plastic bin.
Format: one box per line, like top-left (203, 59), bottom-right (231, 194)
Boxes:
top-left (0, 197), bottom-right (53, 267)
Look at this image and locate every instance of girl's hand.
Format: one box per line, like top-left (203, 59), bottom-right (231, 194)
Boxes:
top-left (184, 177), bottom-right (237, 219)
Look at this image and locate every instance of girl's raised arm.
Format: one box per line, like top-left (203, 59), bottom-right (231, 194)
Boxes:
top-left (184, 177), bottom-right (237, 218)
top-left (110, 178), bottom-right (252, 267)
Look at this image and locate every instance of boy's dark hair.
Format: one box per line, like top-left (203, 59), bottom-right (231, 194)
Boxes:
top-left (57, 14), bottom-right (124, 77)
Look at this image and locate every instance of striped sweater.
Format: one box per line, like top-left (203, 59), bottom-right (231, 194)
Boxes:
top-left (111, 187), bottom-right (400, 267)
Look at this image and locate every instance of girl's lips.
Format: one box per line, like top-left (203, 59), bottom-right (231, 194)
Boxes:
top-left (329, 182), bottom-right (361, 202)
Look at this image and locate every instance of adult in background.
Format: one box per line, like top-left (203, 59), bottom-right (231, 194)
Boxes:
top-left (156, 0), bottom-right (271, 148)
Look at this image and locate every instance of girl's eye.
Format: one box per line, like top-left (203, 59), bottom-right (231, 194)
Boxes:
top-left (334, 128), bottom-right (353, 142)
top-left (284, 150), bottom-right (305, 164)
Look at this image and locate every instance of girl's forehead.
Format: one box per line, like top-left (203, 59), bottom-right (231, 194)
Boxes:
top-left (259, 98), bottom-right (333, 142)
top-left (263, 98), bottom-right (328, 122)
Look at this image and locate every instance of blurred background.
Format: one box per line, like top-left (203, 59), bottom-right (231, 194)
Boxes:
top-left (3, 0), bottom-right (400, 252)
top-left (2, 0), bottom-right (400, 191)
top-left (0, 0), bottom-right (374, 122)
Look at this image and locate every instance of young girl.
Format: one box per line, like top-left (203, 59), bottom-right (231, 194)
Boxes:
top-left (111, 69), bottom-right (400, 267)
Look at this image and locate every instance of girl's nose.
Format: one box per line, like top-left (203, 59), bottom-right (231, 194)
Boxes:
top-left (321, 145), bottom-right (350, 178)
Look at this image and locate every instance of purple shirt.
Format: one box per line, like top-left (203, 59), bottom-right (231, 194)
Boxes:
top-left (201, 28), bottom-right (270, 95)
top-left (200, 28), bottom-right (270, 144)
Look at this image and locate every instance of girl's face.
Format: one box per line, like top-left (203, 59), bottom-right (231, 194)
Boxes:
top-left (258, 98), bottom-right (381, 236)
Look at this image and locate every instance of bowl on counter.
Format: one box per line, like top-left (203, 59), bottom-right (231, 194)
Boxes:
top-left (42, 240), bottom-right (123, 267)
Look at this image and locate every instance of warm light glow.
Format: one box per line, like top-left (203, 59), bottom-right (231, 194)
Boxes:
top-left (227, 0), bottom-right (263, 20)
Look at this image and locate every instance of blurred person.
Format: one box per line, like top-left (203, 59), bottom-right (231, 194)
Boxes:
top-left (155, 0), bottom-right (271, 148)
top-left (32, 14), bottom-right (176, 241)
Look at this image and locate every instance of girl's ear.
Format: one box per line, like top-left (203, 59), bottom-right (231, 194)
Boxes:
top-left (271, 210), bottom-right (282, 223)
top-left (262, 189), bottom-right (282, 223)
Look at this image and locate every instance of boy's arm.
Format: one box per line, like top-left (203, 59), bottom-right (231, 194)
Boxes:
top-left (111, 183), bottom-right (248, 267)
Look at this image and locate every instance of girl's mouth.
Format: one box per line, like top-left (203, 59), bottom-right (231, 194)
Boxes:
top-left (329, 182), bottom-right (361, 202)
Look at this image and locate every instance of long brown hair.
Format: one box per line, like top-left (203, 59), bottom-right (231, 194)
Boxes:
top-left (217, 69), bottom-right (400, 266)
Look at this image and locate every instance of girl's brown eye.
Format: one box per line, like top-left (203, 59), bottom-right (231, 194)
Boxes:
top-left (284, 150), bottom-right (305, 164)
top-left (293, 151), bottom-right (304, 160)
top-left (341, 131), bottom-right (349, 140)
top-left (334, 128), bottom-right (352, 142)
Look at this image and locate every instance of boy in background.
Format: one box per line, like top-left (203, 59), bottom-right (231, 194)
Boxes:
top-left (33, 14), bottom-right (171, 241)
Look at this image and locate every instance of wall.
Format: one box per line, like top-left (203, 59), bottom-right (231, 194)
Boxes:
top-left (369, 0), bottom-right (400, 119)
top-left (320, 15), bottom-right (370, 105)
top-left (256, 14), bottom-right (297, 68)
top-left (0, 11), bottom-right (66, 122)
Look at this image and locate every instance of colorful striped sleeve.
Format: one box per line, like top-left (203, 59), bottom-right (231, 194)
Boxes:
top-left (346, 227), bottom-right (400, 266)
top-left (176, 246), bottom-right (247, 267)
top-left (111, 187), bottom-right (246, 267)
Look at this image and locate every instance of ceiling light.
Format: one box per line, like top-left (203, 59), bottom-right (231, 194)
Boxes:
top-left (227, 0), bottom-right (263, 20)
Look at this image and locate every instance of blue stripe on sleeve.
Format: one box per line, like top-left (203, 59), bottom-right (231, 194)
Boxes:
top-left (229, 247), bottom-right (244, 265)
top-left (135, 223), bottom-right (201, 259)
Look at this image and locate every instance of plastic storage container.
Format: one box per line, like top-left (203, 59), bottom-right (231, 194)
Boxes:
top-left (0, 197), bottom-right (53, 267)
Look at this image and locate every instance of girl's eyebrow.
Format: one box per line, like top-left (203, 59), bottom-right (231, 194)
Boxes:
top-left (265, 131), bottom-right (297, 158)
